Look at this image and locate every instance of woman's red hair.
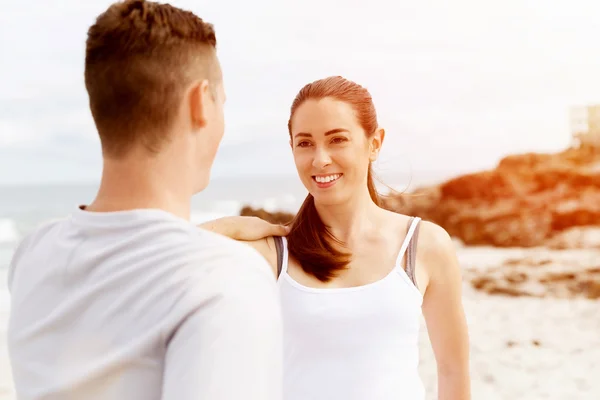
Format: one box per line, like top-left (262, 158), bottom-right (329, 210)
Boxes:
top-left (287, 76), bottom-right (381, 282)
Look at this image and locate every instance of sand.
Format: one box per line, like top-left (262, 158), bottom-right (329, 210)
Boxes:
top-left (419, 246), bottom-right (600, 400)
top-left (1, 246), bottom-right (599, 399)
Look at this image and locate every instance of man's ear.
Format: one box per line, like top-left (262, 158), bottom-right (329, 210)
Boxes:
top-left (189, 79), bottom-right (211, 129)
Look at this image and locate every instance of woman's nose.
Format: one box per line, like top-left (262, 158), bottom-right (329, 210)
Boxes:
top-left (312, 147), bottom-right (332, 169)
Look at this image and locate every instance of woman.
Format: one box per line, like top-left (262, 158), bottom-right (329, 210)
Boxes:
top-left (233, 76), bottom-right (470, 399)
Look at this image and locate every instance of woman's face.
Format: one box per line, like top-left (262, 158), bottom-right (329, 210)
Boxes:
top-left (289, 97), bottom-right (382, 205)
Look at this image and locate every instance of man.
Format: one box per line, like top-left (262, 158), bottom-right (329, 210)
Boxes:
top-left (7, 1), bottom-right (284, 399)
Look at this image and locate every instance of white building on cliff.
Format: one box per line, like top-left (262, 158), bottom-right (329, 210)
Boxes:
top-left (570, 104), bottom-right (600, 148)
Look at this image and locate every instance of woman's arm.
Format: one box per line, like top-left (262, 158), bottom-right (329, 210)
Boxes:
top-left (198, 216), bottom-right (289, 241)
top-left (420, 222), bottom-right (471, 400)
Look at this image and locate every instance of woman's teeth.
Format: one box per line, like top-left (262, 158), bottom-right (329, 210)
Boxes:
top-left (314, 174), bottom-right (341, 183)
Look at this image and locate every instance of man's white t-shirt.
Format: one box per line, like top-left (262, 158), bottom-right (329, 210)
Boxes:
top-left (7, 207), bottom-right (282, 400)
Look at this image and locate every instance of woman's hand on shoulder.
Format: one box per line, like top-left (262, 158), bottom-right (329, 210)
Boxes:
top-left (198, 216), bottom-right (290, 241)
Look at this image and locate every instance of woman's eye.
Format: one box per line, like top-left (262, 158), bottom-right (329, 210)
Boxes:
top-left (331, 137), bottom-right (347, 144)
top-left (297, 141), bottom-right (311, 147)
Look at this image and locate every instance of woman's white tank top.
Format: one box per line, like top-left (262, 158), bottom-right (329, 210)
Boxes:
top-left (276, 217), bottom-right (424, 400)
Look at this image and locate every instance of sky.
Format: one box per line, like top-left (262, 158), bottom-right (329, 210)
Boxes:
top-left (1, 0), bottom-right (599, 185)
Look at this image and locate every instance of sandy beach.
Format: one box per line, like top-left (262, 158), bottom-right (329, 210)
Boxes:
top-left (0, 246), bottom-right (599, 399)
top-left (419, 246), bottom-right (600, 400)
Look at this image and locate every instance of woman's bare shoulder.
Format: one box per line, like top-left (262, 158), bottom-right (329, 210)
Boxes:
top-left (417, 220), bottom-right (453, 249)
top-left (414, 220), bottom-right (460, 278)
top-left (379, 210), bottom-right (456, 270)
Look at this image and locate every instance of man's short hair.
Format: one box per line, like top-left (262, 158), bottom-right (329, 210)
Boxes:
top-left (84, 0), bottom-right (219, 157)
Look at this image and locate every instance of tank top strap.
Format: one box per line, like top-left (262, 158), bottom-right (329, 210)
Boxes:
top-left (405, 217), bottom-right (421, 288)
top-left (273, 236), bottom-right (289, 280)
top-left (394, 217), bottom-right (420, 267)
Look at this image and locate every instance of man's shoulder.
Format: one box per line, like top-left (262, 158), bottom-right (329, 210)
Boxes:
top-left (16, 217), bottom-right (66, 246)
top-left (9, 217), bottom-right (67, 258)
top-left (165, 229), bottom-right (279, 314)
top-left (7, 218), bottom-right (68, 288)
top-left (187, 229), bottom-right (275, 278)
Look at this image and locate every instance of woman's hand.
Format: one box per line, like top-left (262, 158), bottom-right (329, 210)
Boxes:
top-left (198, 216), bottom-right (290, 241)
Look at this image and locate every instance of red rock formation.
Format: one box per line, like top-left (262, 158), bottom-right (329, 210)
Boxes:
top-left (382, 146), bottom-right (600, 247)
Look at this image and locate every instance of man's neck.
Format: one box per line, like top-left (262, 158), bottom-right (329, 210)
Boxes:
top-left (86, 154), bottom-right (194, 221)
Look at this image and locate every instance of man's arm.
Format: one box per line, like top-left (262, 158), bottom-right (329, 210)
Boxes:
top-left (162, 249), bottom-right (282, 400)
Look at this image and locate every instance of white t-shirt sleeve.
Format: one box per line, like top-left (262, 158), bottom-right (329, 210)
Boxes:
top-left (161, 246), bottom-right (282, 400)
